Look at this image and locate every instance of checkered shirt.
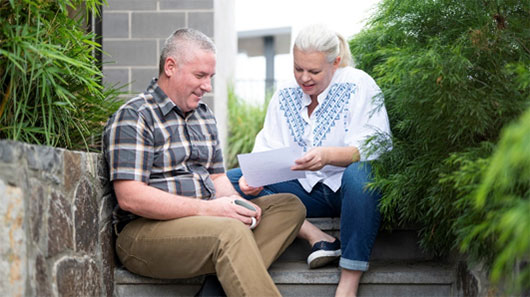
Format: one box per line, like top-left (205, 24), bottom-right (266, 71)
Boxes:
top-left (103, 78), bottom-right (225, 224)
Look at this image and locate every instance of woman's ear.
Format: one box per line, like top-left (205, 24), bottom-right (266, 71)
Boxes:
top-left (333, 56), bottom-right (341, 69)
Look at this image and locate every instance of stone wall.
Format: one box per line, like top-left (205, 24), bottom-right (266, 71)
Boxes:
top-left (0, 140), bottom-right (114, 297)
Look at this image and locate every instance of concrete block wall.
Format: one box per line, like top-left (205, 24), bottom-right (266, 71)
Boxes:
top-left (102, 0), bottom-right (214, 97)
top-left (102, 0), bottom-right (236, 154)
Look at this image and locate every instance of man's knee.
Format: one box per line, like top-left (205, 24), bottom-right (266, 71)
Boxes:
top-left (214, 217), bottom-right (253, 243)
top-left (284, 193), bottom-right (306, 220)
top-left (262, 193), bottom-right (306, 223)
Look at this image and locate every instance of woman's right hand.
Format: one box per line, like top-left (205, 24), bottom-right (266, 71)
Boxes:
top-left (239, 176), bottom-right (264, 196)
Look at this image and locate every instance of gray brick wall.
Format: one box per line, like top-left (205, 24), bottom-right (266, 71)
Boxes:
top-left (102, 0), bottom-right (214, 95)
top-left (102, 0), bottom-right (236, 156)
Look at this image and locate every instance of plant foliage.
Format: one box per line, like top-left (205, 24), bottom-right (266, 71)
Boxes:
top-left (226, 88), bottom-right (269, 169)
top-left (461, 107), bottom-right (530, 292)
top-left (0, 0), bottom-right (122, 151)
top-left (350, 0), bottom-right (530, 291)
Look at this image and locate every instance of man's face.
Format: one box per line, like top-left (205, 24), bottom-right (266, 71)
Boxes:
top-left (166, 48), bottom-right (216, 113)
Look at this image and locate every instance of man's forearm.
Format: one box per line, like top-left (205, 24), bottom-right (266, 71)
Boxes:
top-left (113, 180), bottom-right (206, 220)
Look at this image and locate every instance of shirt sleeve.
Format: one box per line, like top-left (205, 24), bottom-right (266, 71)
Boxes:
top-left (199, 105), bottom-right (225, 175)
top-left (208, 130), bottom-right (226, 175)
top-left (345, 73), bottom-right (392, 161)
top-left (103, 106), bottom-right (154, 183)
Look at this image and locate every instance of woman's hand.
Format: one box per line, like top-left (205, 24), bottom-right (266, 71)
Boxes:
top-left (239, 176), bottom-right (264, 196)
top-left (291, 147), bottom-right (329, 171)
top-left (292, 146), bottom-right (359, 170)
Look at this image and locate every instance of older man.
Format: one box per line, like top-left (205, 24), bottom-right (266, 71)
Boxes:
top-left (103, 28), bottom-right (305, 297)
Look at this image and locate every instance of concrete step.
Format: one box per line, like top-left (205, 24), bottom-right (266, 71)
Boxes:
top-left (114, 261), bottom-right (456, 297)
top-left (279, 229), bottom-right (432, 263)
top-left (279, 218), bottom-right (433, 263)
top-left (271, 261), bottom-right (455, 297)
top-left (114, 218), bottom-right (448, 297)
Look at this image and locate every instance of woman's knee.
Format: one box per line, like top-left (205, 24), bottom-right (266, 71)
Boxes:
top-left (341, 162), bottom-right (381, 207)
top-left (226, 168), bottom-right (242, 184)
top-left (341, 162), bottom-right (372, 189)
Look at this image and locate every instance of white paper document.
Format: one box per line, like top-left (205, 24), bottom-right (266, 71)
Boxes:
top-left (237, 147), bottom-right (306, 187)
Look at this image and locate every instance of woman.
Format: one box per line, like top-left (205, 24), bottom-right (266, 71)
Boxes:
top-left (227, 24), bottom-right (391, 296)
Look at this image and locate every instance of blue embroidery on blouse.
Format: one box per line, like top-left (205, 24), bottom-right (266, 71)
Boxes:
top-left (313, 83), bottom-right (356, 146)
top-left (279, 87), bottom-right (308, 149)
top-left (278, 83), bottom-right (356, 149)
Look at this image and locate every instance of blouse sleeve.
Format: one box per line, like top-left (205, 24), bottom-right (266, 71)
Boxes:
top-left (345, 73), bottom-right (391, 161)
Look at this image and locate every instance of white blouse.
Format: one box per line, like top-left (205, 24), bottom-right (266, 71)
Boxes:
top-left (252, 67), bottom-right (391, 192)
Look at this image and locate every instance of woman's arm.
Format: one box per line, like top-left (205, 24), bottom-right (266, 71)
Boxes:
top-left (291, 146), bottom-right (360, 171)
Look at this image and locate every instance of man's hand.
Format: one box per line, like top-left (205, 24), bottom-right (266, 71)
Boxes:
top-left (291, 147), bottom-right (329, 171)
top-left (207, 196), bottom-right (262, 228)
top-left (239, 176), bottom-right (264, 196)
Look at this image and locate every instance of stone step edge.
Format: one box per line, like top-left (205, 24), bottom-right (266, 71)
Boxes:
top-left (115, 261), bottom-right (455, 286)
top-left (307, 217), bottom-right (341, 231)
top-left (307, 217), bottom-right (419, 231)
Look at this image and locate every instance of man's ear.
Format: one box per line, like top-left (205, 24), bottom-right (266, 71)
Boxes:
top-left (164, 56), bottom-right (177, 77)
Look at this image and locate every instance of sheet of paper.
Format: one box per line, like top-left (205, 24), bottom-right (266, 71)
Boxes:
top-left (237, 147), bottom-right (306, 187)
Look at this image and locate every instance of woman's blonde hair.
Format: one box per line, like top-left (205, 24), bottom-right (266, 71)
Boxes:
top-left (294, 24), bottom-right (353, 67)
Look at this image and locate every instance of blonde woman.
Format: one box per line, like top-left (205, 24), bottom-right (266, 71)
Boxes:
top-left (228, 24), bottom-right (391, 296)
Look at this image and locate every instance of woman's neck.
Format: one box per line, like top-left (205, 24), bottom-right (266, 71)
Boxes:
top-left (308, 96), bottom-right (319, 117)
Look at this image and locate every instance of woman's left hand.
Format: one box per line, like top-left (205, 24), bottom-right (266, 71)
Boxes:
top-left (291, 147), bottom-right (329, 171)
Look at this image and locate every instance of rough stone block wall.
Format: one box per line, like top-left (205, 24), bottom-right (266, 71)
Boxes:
top-left (0, 140), bottom-right (114, 297)
top-left (102, 0), bottom-right (215, 109)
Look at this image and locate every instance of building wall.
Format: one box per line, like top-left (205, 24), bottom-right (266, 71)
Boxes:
top-left (102, 0), bottom-right (235, 152)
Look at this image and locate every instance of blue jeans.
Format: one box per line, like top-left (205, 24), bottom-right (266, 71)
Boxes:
top-left (226, 162), bottom-right (381, 271)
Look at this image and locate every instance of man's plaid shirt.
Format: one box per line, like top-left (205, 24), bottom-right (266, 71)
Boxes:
top-left (103, 78), bottom-right (225, 225)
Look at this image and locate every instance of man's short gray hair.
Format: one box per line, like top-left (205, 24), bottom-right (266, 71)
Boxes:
top-left (159, 28), bottom-right (216, 74)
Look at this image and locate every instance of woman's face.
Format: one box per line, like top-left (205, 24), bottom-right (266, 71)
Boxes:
top-left (293, 47), bottom-right (340, 99)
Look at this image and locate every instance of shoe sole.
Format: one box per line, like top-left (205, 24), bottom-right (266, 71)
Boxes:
top-left (307, 250), bottom-right (341, 269)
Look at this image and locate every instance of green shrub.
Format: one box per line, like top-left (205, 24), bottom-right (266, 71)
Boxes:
top-left (456, 62), bottom-right (530, 293)
top-left (226, 87), bottom-right (269, 169)
top-left (350, 0), bottom-right (529, 291)
top-left (458, 108), bottom-right (530, 293)
top-left (0, 0), bottom-right (122, 151)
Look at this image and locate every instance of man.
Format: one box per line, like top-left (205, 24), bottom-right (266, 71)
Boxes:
top-left (103, 28), bottom-right (305, 297)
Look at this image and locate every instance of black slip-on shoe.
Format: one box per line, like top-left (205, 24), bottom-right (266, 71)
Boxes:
top-left (307, 237), bottom-right (341, 269)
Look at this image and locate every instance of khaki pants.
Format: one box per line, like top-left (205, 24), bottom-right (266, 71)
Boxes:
top-left (116, 193), bottom-right (306, 297)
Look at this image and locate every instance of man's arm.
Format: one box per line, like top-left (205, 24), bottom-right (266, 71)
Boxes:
top-left (113, 180), bottom-right (258, 224)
